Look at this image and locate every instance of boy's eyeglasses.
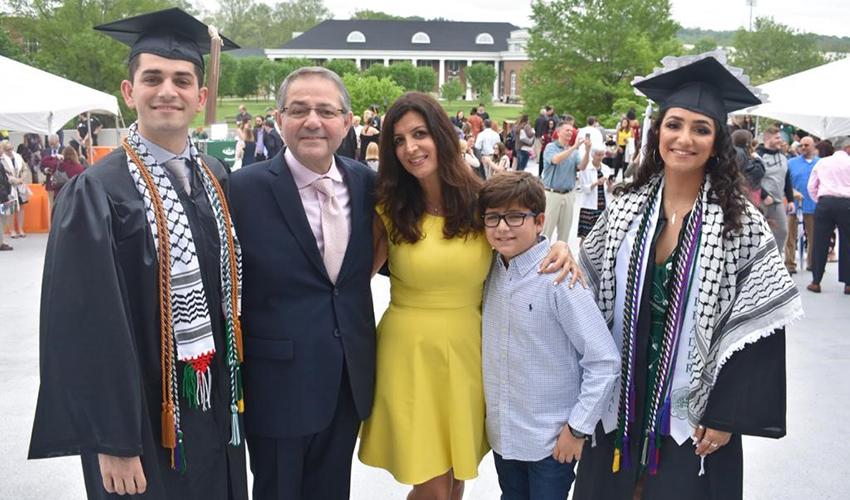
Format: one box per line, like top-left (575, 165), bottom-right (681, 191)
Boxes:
top-left (482, 212), bottom-right (538, 228)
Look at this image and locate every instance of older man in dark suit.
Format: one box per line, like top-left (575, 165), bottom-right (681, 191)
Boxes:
top-left (229, 67), bottom-right (376, 500)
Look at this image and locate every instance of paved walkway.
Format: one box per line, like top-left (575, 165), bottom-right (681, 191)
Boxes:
top-left (1, 233), bottom-right (848, 499)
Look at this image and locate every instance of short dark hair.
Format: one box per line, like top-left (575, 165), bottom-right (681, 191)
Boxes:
top-left (479, 171), bottom-right (546, 217)
top-left (483, 119), bottom-right (492, 128)
top-left (587, 116), bottom-right (597, 126)
top-left (128, 54), bottom-right (204, 86)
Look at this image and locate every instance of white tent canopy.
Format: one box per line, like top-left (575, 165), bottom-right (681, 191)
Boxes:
top-left (0, 55), bottom-right (121, 135)
top-left (733, 56), bottom-right (850, 139)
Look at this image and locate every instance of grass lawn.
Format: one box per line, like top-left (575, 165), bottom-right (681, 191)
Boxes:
top-left (191, 98), bottom-right (527, 129)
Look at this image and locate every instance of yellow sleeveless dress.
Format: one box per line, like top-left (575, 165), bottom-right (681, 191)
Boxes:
top-left (358, 212), bottom-right (492, 484)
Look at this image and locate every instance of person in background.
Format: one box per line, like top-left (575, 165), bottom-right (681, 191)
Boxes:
top-left (0, 159), bottom-right (13, 251)
top-left (731, 129), bottom-right (765, 209)
top-left (262, 117), bottom-right (284, 159)
top-left (50, 145), bottom-right (86, 200)
top-left (483, 142), bottom-right (511, 177)
top-left (786, 135), bottom-right (819, 274)
top-left (463, 136), bottom-right (486, 180)
top-left (577, 147), bottom-right (614, 242)
top-left (365, 141), bottom-right (380, 172)
top-left (235, 122), bottom-right (256, 169)
top-left (539, 118), bottom-right (557, 177)
top-left (452, 110), bottom-right (466, 129)
top-left (360, 109), bottom-right (381, 154)
top-left (479, 171), bottom-right (619, 500)
top-left (614, 117), bottom-right (632, 181)
top-left (468, 108), bottom-right (484, 138)
top-left (352, 115), bottom-right (363, 156)
top-left (1, 140), bottom-right (29, 239)
top-left (514, 114), bottom-right (535, 172)
top-left (806, 135), bottom-right (850, 295)
top-left (235, 104), bottom-right (251, 127)
top-left (757, 126), bottom-right (795, 257)
top-left (191, 126), bottom-right (208, 140)
top-left (541, 124), bottom-right (591, 243)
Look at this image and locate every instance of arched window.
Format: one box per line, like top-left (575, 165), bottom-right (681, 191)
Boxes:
top-left (411, 32), bottom-right (431, 44)
top-left (475, 33), bottom-right (494, 45)
top-left (346, 31), bottom-right (366, 43)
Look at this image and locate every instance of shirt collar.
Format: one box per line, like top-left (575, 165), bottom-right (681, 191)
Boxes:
top-left (285, 148), bottom-right (342, 189)
top-left (500, 236), bottom-right (550, 277)
top-left (137, 132), bottom-right (191, 165)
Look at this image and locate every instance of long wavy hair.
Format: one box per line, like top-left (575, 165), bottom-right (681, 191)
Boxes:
top-left (376, 92), bottom-right (483, 244)
top-left (617, 107), bottom-right (748, 238)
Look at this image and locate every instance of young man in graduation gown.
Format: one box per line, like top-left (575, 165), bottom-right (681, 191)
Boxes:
top-left (228, 67), bottom-right (377, 499)
top-left (28, 9), bottom-right (249, 499)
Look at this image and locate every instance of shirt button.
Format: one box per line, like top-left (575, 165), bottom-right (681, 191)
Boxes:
top-left (333, 328), bottom-right (341, 338)
top-left (333, 288), bottom-right (340, 296)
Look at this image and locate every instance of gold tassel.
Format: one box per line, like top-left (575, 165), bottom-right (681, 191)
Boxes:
top-left (612, 449), bottom-right (621, 472)
top-left (161, 403), bottom-right (176, 449)
top-left (237, 399), bottom-right (245, 413)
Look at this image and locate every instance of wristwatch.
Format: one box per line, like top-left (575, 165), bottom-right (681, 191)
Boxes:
top-left (568, 425), bottom-right (590, 440)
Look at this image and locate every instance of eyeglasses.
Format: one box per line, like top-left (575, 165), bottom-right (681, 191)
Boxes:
top-left (482, 211), bottom-right (538, 228)
top-left (282, 105), bottom-right (345, 119)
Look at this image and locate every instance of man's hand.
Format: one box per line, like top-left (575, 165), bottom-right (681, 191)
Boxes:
top-left (539, 241), bottom-right (586, 288)
top-left (552, 426), bottom-right (585, 463)
top-left (693, 425), bottom-right (731, 457)
top-left (98, 454), bottom-right (147, 496)
top-left (786, 202), bottom-right (796, 215)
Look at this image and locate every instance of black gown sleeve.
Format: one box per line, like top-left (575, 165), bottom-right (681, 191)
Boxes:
top-left (29, 173), bottom-right (144, 459)
top-left (700, 328), bottom-right (786, 438)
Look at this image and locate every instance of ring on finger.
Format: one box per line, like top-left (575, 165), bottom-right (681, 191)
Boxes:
top-left (709, 442), bottom-right (719, 448)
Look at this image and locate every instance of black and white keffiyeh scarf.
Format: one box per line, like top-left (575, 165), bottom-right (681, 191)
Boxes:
top-left (579, 174), bottom-right (802, 472)
top-left (123, 122), bottom-right (244, 471)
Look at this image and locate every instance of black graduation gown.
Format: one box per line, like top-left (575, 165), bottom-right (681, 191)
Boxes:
top-left (28, 150), bottom-right (248, 500)
top-left (573, 217), bottom-right (786, 500)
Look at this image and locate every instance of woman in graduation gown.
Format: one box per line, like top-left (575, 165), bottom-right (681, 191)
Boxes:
top-left (574, 53), bottom-right (802, 500)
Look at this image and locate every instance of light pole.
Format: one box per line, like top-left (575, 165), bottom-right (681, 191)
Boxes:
top-left (746, 0), bottom-right (757, 31)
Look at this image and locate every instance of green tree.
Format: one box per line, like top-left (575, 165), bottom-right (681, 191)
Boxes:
top-left (440, 79), bottom-right (464, 101)
top-left (342, 74), bottom-right (404, 117)
top-left (0, 23), bottom-right (26, 62)
top-left (387, 61), bottom-right (418, 91)
top-left (324, 59), bottom-right (360, 77)
top-left (465, 62), bottom-right (496, 102)
top-left (217, 53), bottom-right (238, 97)
top-left (363, 63), bottom-right (391, 80)
top-left (351, 9), bottom-right (406, 20)
top-left (523, 0), bottom-right (680, 122)
top-left (234, 56), bottom-right (264, 98)
top-left (731, 17), bottom-right (825, 84)
top-left (687, 38), bottom-right (719, 55)
top-left (413, 66), bottom-right (437, 93)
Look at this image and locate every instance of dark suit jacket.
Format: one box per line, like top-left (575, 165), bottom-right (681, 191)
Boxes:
top-left (262, 128), bottom-right (284, 160)
top-left (229, 149), bottom-right (377, 439)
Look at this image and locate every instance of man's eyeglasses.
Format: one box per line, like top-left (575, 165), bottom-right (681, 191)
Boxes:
top-left (482, 211), bottom-right (538, 228)
top-left (282, 105), bottom-right (345, 119)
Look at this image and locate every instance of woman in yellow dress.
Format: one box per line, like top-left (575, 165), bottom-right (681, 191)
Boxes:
top-left (358, 92), bottom-right (575, 500)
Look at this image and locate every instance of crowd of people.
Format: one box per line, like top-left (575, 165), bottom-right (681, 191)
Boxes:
top-left (9, 7), bottom-right (848, 500)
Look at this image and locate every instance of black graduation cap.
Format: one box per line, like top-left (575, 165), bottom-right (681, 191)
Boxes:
top-left (94, 8), bottom-right (239, 73)
top-left (632, 56), bottom-right (761, 123)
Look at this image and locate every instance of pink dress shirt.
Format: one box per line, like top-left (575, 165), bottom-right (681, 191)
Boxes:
top-left (808, 150), bottom-right (850, 202)
top-left (285, 149), bottom-right (352, 256)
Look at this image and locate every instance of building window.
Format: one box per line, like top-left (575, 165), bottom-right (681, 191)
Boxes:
top-left (475, 33), bottom-right (494, 45)
top-left (411, 32), bottom-right (431, 44)
top-left (346, 31), bottom-right (366, 43)
top-left (510, 71), bottom-right (517, 96)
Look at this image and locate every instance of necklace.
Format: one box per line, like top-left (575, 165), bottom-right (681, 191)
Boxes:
top-left (425, 200), bottom-right (442, 216)
top-left (665, 202), bottom-right (694, 226)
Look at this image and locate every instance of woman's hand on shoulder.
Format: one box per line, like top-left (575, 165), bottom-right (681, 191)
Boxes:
top-left (538, 240), bottom-right (586, 288)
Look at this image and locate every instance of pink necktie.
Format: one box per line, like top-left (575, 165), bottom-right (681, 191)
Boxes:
top-left (313, 177), bottom-right (348, 283)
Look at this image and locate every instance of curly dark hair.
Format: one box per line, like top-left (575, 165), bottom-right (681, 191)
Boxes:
top-left (617, 108), bottom-right (748, 238)
top-left (376, 92), bottom-right (484, 244)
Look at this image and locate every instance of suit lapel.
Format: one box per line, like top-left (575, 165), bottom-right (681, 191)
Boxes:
top-left (268, 154), bottom-right (329, 280)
